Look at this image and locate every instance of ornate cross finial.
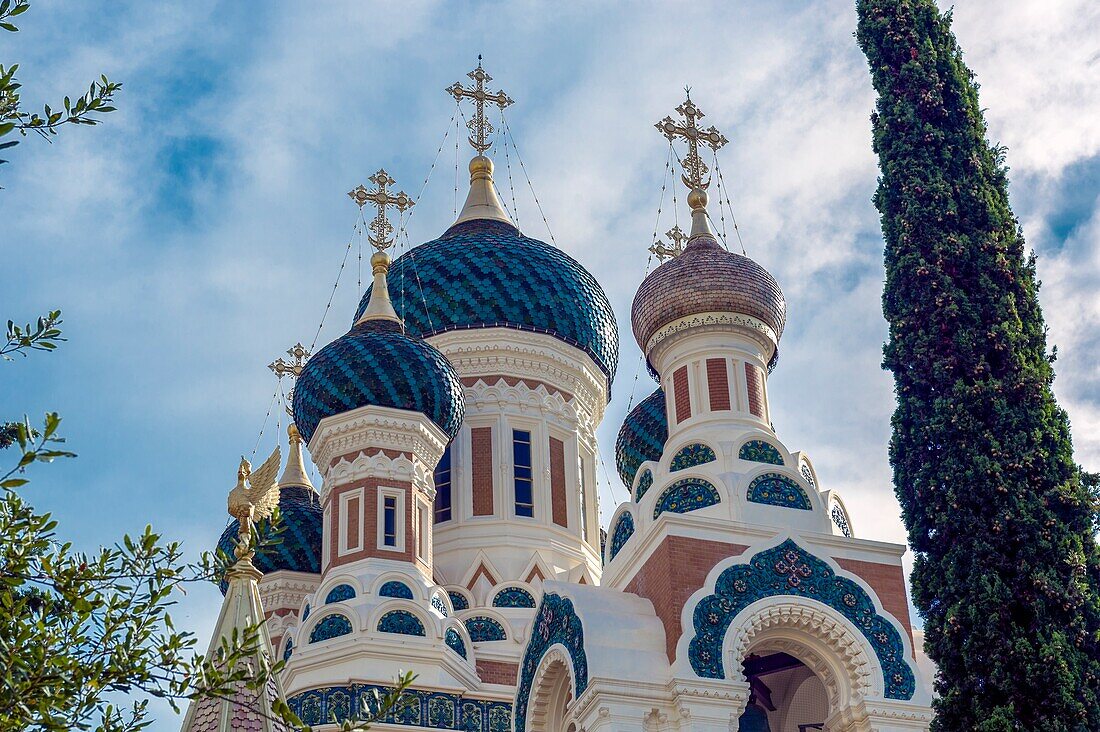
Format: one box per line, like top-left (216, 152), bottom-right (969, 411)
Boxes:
top-left (446, 56), bottom-right (514, 154)
top-left (347, 169), bottom-right (414, 251)
top-left (269, 342), bottom-right (310, 416)
top-left (649, 225), bottom-right (688, 262)
top-left (656, 93), bottom-right (728, 191)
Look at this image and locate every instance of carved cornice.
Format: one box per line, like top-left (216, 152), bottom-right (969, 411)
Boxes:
top-left (463, 378), bottom-right (592, 439)
top-left (308, 404), bottom-right (446, 480)
top-left (326, 449), bottom-right (433, 496)
top-left (646, 311), bottom-right (777, 371)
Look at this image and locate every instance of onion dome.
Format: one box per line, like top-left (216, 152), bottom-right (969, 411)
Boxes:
top-left (293, 251), bottom-right (465, 443)
top-left (631, 192), bottom-right (786, 370)
top-left (615, 388), bottom-right (669, 488)
top-left (216, 425), bottom-right (322, 594)
top-left (353, 157), bottom-right (619, 394)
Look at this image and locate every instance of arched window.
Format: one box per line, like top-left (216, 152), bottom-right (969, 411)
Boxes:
top-left (464, 615), bottom-right (507, 642)
top-left (324, 583), bottom-right (355, 604)
top-left (379, 580), bottom-right (414, 599)
top-left (493, 586), bottom-right (536, 608)
top-left (653, 478), bottom-right (721, 519)
top-left (377, 610), bottom-right (426, 636)
top-left (308, 613), bottom-right (352, 643)
top-left (608, 512), bottom-right (635, 562)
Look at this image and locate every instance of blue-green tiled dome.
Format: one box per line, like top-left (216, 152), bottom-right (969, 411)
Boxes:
top-left (292, 320), bottom-right (465, 443)
top-left (354, 219), bottom-right (619, 394)
top-left (216, 486), bottom-right (322, 594)
top-left (615, 388), bottom-right (668, 487)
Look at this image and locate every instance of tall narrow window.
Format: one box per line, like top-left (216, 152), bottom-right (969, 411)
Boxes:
top-left (578, 455), bottom-right (589, 541)
top-left (383, 495), bottom-right (397, 547)
top-left (417, 504), bottom-right (426, 558)
top-left (513, 429), bottom-right (534, 518)
top-left (434, 446), bottom-right (452, 523)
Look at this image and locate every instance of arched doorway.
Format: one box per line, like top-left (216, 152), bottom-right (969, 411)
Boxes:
top-left (526, 648), bottom-right (575, 732)
top-left (736, 652), bottom-right (827, 732)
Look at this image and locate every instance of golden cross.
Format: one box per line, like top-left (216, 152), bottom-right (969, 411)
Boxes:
top-left (347, 169), bottom-right (414, 251)
top-left (649, 225), bottom-right (688, 262)
top-left (655, 90), bottom-right (728, 191)
top-left (269, 342), bottom-right (310, 417)
top-left (446, 57), bottom-right (514, 154)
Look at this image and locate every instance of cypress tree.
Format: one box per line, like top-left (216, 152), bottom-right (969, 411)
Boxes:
top-left (856, 1), bottom-right (1100, 729)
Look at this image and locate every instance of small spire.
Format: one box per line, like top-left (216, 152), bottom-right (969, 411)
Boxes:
top-left (349, 169), bottom-right (413, 325)
top-left (278, 423), bottom-right (314, 490)
top-left (656, 92), bottom-right (728, 241)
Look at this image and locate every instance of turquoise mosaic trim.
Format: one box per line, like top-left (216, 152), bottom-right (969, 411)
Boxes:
top-left (288, 684), bottom-right (511, 731)
top-left (670, 443), bottom-right (717, 472)
top-left (378, 610), bottom-right (426, 636)
top-left (608, 511), bottom-right (635, 562)
top-left (635, 469), bottom-right (653, 501)
top-left (282, 637), bottom-right (293, 662)
top-left (738, 439), bottom-right (784, 465)
top-left (687, 539), bottom-right (916, 700)
top-left (653, 478), bottom-right (721, 519)
top-left (325, 583), bottom-right (356, 604)
top-left (309, 613), bottom-right (352, 643)
top-left (301, 603), bottom-right (310, 621)
top-left (493, 587), bottom-right (536, 608)
top-left (800, 463), bottom-right (816, 488)
top-left (444, 627), bottom-right (467, 659)
top-left (746, 472), bottom-right (812, 510)
top-left (379, 580), bottom-right (415, 599)
top-left (831, 504), bottom-right (853, 537)
top-left (465, 616), bottom-right (507, 642)
top-left (448, 590), bottom-right (470, 611)
top-left (432, 593), bottom-right (450, 616)
top-left (515, 593), bottom-right (588, 732)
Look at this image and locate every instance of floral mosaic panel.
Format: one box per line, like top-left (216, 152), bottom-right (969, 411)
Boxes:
top-left (608, 511), bottom-right (635, 562)
top-left (464, 616), bottom-right (507, 642)
top-left (687, 539), bottom-right (916, 700)
top-left (746, 472), bottom-right (812, 510)
top-left (445, 627), bottom-right (467, 659)
top-left (309, 613), bottom-right (352, 643)
top-left (379, 580), bottom-right (415, 599)
top-left (325, 583), bottom-right (356, 604)
top-left (831, 503), bottom-right (853, 537)
top-left (800, 462), bottom-right (816, 488)
top-left (431, 592), bottom-right (450, 616)
top-left (652, 477), bottom-right (722, 519)
top-left (493, 587), bottom-right (536, 608)
top-left (738, 439), bottom-right (784, 465)
top-left (515, 593), bottom-right (588, 732)
top-left (669, 442), bottom-right (717, 472)
top-left (635, 469), bottom-right (654, 501)
top-left (448, 590), bottom-right (470, 611)
top-left (377, 610), bottom-right (426, 636)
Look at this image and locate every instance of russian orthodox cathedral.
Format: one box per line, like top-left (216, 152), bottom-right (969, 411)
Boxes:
top-left (181, 63), bottom-right (934, 732)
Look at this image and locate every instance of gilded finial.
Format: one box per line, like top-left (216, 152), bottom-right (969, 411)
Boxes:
top-left (649, 225), bottom-right (688, 262)
top-left (446, 59), bottom-right (514, 155)
top-left (347, 169), bottom-right (414, 252)
top-left (278, 423), bottom-right (314, 490)
top-left (656, 92), bottom-right (727, 240)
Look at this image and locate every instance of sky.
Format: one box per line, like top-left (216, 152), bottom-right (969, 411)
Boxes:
top-left (2, 1), bottom-right (1098, 728)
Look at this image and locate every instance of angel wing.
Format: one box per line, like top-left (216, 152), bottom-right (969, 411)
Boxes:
top-left (247, 445), bottom-right (282, 521)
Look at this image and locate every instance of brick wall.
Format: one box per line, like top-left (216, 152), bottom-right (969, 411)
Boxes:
top-left (549, 437), bottom-right (568, 528)
top-left (707, 357), bottom-right (731, 411)
top-left (745, 362), bottom-right (764, 418)
top-left (326, 479), bottom-right (414, 569)
top-left (625, 536), bottom-right (747, 662)
top-left (476, 659), bottom-right (518, 685)
top-left (673, 365), bottom-right (691, 423)
top-left (835, 557), bottom-right (915, 650)
top-left (471, 427), bottom-right (494, 516)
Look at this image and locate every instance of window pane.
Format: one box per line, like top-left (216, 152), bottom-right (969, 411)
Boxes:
top-left (513, 430), bottom-right (534, 517)
top-left (384, 496), bottom-right (397, 546)
top-left (434, 446), bottom-right (452, 523)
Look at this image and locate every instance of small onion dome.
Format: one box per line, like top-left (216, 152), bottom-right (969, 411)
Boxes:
top-left (215, 484), bottom-right (322, 594)
top-left (291, 318), bottom-right (465, 443)
top-left (631, 215), bottom-right (786, 369)
top-left (614, 388), bottom-right (668, 488)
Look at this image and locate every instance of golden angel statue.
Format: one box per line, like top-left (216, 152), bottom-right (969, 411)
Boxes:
top-left (227, 446), bottom-right (281, 560)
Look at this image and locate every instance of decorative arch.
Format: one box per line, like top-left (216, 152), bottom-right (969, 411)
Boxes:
top-left (464, 615), bottom-right (507, 642)
top-left (444, 626), bottom-right (468, 659)
top-left (324, 583), bottom-right (356, 604)
top-left (634, 468), bottom-right (654, 501)
top-left (282, 635), bottom-right (294, 662)
top-left (523, 647), bottom-right (575, 732)
top-left (430, 590), bottom-right (451, 616)
top-left (493, 586), bottom-right (537, 609)
top-left (378, 609), bottom-right (426, 636)
top-left (308, 613), bottom-right (352, 643)
top-left (669, 442), bottom-right (717, 472)
top-left (653, 477), bottom-right (721, 519)
top-left (685, 539), bottom-right (916, 700)
top-left (746, 472), bottom-right (811, 510)
top-left (738, 439), bottom-right (784, 465)
top-left (446, 588), bottom-right (471, 611)
top-left (379, 580), bottom-right (415, 599)
top-left (515, 594), bottom-right (588, 732)
top-left (607, 510), bottom-right (635, 562)
top-left (829, 494), bottom-right (854, 538)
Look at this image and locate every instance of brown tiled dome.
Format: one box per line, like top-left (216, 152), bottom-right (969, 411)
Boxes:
top-left (631, 234), bottom-right (786, 355)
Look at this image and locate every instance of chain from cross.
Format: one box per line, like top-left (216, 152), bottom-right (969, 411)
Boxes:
top-left (655, 91), bottom-right (728, 191)
top-left (446, 56), bottom-right (514, 154)
top-left (649, 225), bottom-right (688, 262)
top-left (347, 169), bottom-right (414, 251)
top-left (269, 342), bottom-right (311, 417)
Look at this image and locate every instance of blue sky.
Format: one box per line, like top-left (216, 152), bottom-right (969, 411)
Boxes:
top-left (2, 1), bottom-right (1098, 727)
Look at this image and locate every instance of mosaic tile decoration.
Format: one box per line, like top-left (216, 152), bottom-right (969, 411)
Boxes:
top-left (377, 610), bottom-right (426, 636)
top-left (831, 503), bottom-right (853, 537)
top-left (444, 627), bottom-right (467, 659)
top-left (615, 388), bottom-right (668, 487)
top-left (515, 593), bottom-right (588, 732)
top-left (653, 477), bottom-right (722, 519)
top-left (325, 583), bottom-right (356, 604)
top-left (355, 218), bottom-right (620, 392)
top-left (282, 636), bottom-right (293, 662)
top-left (746, 472), bottom-right (812, 510)
top-left (464, 616), bottom-right (507, 642)
top-left (687, 539), bottom-right (915, 700)
top-left (431, 593), bottom-right (450, 616)
top-left (448, 591), bottom-right (470, 611)
top-left (635, 469), bottom-right (654, 502)
top-left (800, 462), bottom-right (816, 488)
top-left (216, 486), bottom-right (322, 594)
top-left (738, 439), bottom-right (784, 465)
top-left (493, 587), bottom-right (537, 608)
top-left (288, 684), bottom-right (511, 731)
top-left (309, 613), bottom-right (352, 643)
top-left (302, 603), bottom-right (310, 621)
top-left (608, 511), bottom-right (635, 562)
top-left (669, 442), bottom-right (717, 472)
top-left (379, 580), bottom-right (415, 600)
top-left (292, 319), bottom-right (466, 443)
